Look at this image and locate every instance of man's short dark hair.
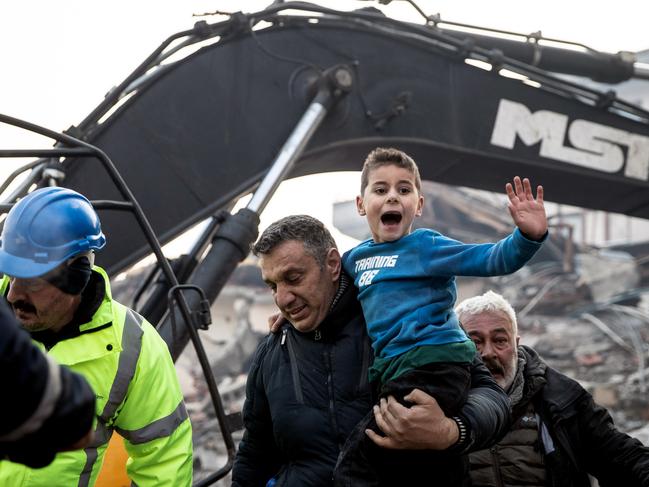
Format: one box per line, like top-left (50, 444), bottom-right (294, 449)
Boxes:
top-left (252, 215), bottom-right (337, 268)
top-left (360, 147), bottom-right (422, 194)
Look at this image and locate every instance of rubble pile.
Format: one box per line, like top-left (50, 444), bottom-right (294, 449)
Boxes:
top-left (176, 287), bottom-right (271, 486)
top-left (521, 305), bottom-right (649, 433)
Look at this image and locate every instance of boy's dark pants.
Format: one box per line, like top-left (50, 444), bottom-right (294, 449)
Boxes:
top-left (334, 362), bottom-right (471, 487)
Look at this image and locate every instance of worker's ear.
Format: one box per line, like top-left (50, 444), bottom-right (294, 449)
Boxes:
top-left (356, 195), bottom-right (366, 216)
top-left (325, 248), bottom-right (341, 282)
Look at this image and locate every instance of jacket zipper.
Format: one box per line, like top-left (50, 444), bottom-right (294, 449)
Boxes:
top-left (490, 445), bottom-right (504, 487)
top-left (325, 347), bottom-right (342, 449)
top-left (282, 328), bottom-right (304, 403)
top-left (358, 337), bottom-right (370, 391)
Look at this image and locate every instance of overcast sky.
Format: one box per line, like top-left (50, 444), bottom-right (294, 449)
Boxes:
top-left (2, 1), bottom-right (647, 136)
top-left (1, 1), bottom-right (648, 252)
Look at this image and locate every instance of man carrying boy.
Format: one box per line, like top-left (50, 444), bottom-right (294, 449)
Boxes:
top-left (233, 215), bottom-right (511, 487)
top-left (335, 147), bottom-right (548, 486)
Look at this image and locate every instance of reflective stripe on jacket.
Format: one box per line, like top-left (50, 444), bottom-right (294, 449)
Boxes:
top-left (0, 267), bottom-right (193, 486)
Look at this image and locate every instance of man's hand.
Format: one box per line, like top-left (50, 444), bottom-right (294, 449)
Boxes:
top-left (268, 312), bottom-right (285, 333)
top-left (505, 176), bottom-right (547, 241)
top-left (366, 389), bottom-right (459, 450)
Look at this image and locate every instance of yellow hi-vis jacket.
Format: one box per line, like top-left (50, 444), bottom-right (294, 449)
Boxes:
top-left (0, 267), bottom-right (193, 486)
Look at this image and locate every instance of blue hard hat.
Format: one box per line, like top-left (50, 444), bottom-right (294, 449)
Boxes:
top-left (0, 187), bottom-right (106, 278)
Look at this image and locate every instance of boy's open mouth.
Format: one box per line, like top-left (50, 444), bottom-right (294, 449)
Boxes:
top-left (380, 211), bottom-right (402, 225)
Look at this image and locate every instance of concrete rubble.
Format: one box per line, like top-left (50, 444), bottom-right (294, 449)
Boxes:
top-left (174, 282), bottom-right (274, 486)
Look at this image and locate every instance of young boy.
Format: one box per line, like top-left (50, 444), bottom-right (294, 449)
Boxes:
top-left (334, 147), bottom-right (547, 486)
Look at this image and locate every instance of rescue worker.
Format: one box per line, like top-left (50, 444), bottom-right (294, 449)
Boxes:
top-left (0, 187), bottom-right (193, 486)
top-left (1, 299), bottom-right (95, 467)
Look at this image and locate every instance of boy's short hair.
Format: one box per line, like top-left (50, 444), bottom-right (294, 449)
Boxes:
top-left (252, 215), bottom-right (337, 269)
top-left (360, 147), bottom-right (422, 194)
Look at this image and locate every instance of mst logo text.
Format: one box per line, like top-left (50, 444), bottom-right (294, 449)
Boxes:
top-left (491, 99), bottom-right (649, 181)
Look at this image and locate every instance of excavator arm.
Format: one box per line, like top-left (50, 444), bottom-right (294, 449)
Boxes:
top-left (30, 2), bottom-right (648, 276)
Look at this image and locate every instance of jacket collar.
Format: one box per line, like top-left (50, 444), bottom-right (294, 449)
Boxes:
top-left (522, 345), bottom-right (587, 418)
top-left (299, 272), bottom-right (361, 342)
top-left (43, 266), bottom-right (121, 365)
top-left (520, 345), bottom-right (547, 397)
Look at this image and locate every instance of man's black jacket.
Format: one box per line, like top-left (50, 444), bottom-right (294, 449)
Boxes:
top-left (527, 346), bottom-right (649, 486)
top-left (471, 345), bottom-right (649, 487)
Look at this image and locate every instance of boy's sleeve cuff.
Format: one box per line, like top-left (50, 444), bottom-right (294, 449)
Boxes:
top-left (515, 228), bottom-right (548, 244)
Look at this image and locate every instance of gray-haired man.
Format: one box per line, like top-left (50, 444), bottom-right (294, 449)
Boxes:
top-left (374, 290), bottom-right (649, 486)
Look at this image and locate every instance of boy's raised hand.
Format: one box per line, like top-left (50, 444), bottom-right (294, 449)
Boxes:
top-left (506, 176), bottom-right (547, 241)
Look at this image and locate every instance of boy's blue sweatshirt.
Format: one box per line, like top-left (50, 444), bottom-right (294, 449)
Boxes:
top-left (342, 228), bottom-right (544, 360)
